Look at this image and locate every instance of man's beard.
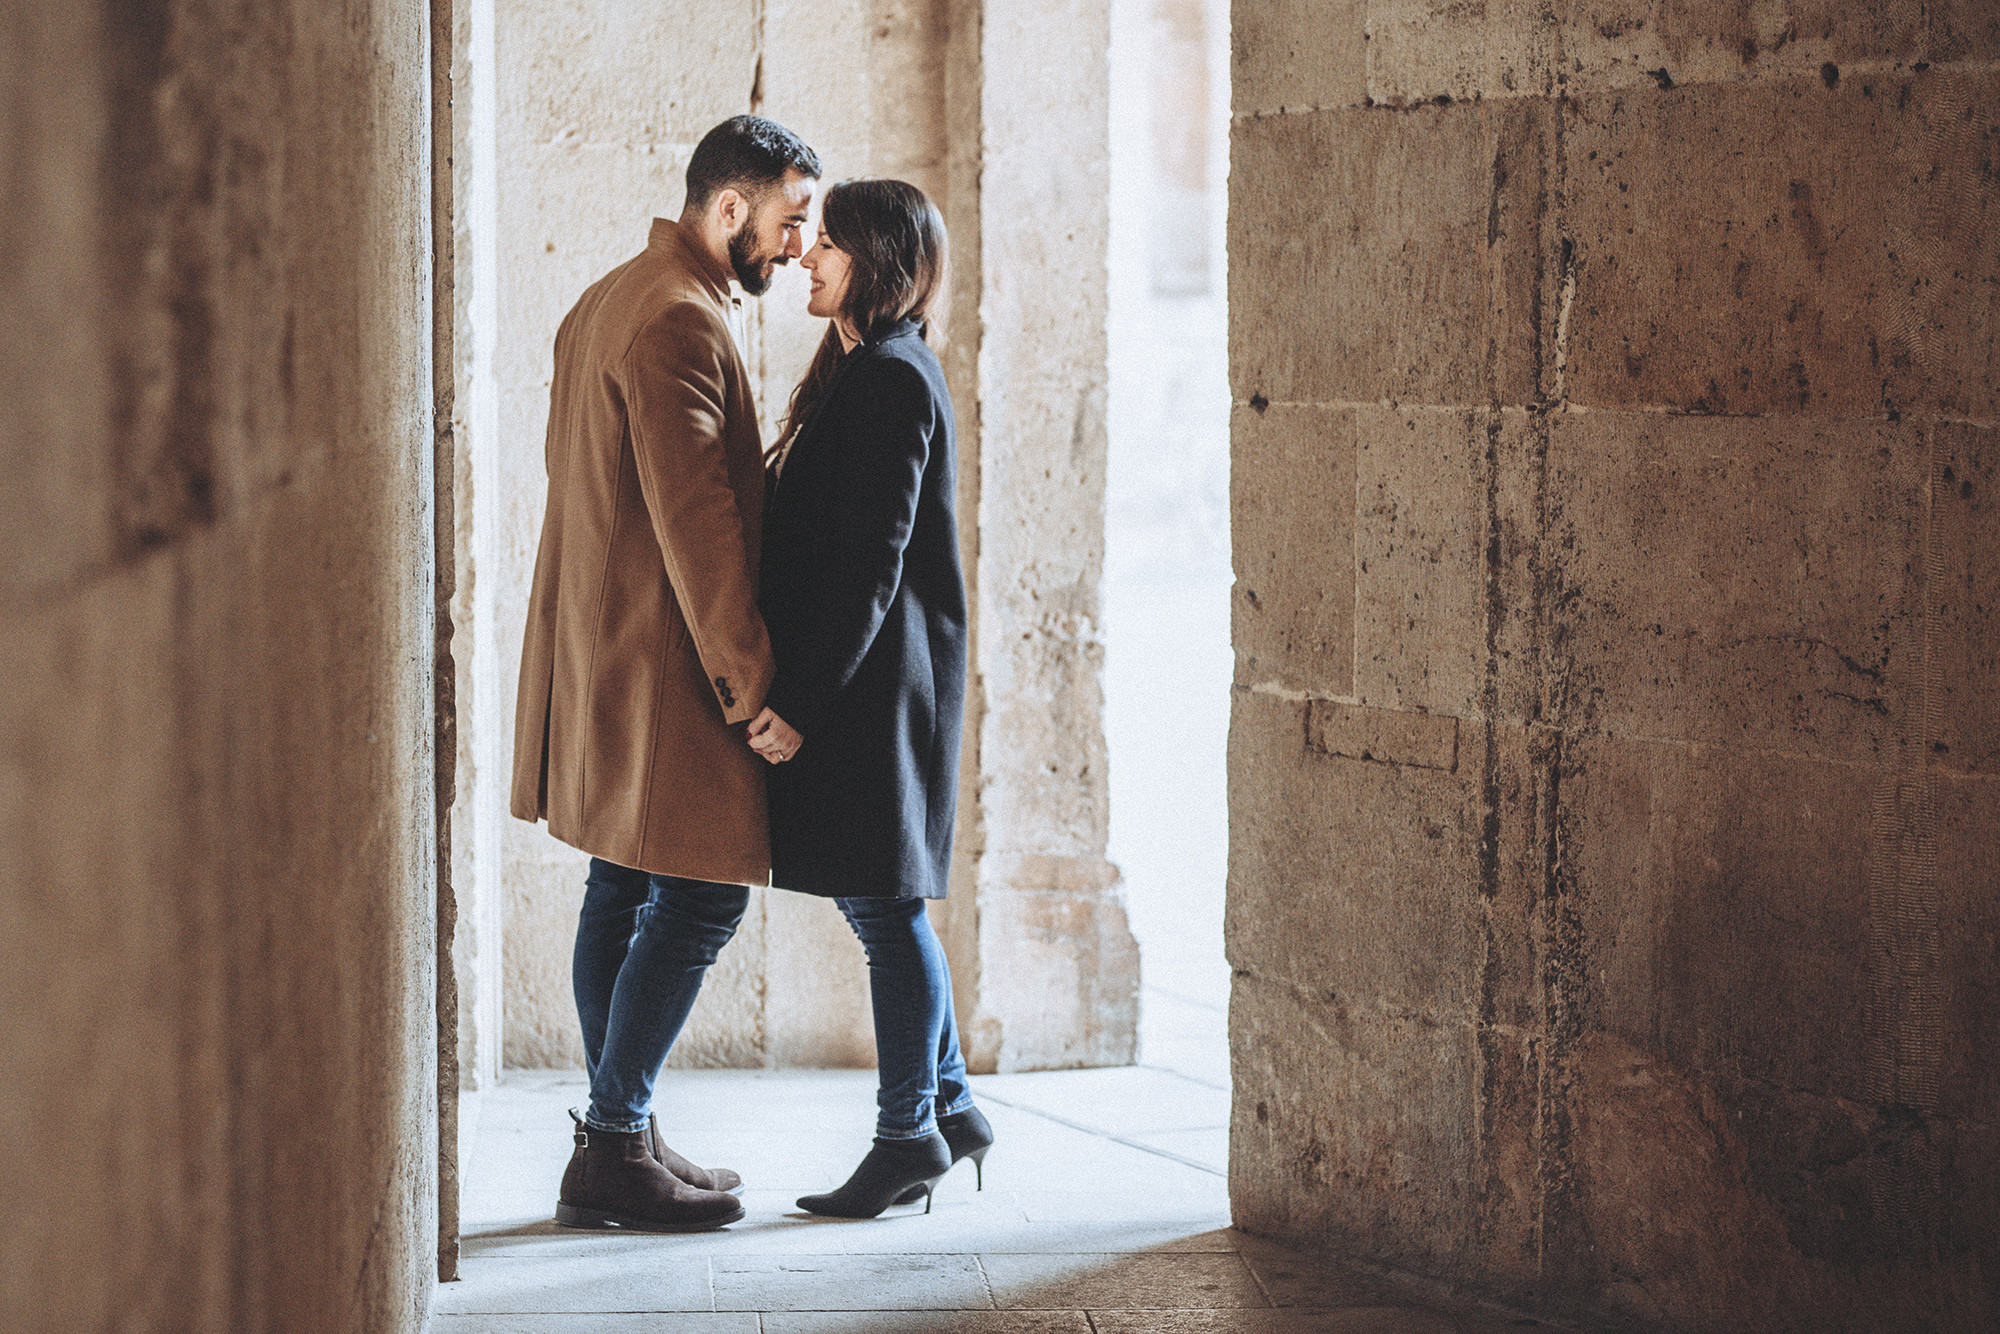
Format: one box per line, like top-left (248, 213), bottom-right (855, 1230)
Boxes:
top-left (728, 226), bottom-right (777, 295)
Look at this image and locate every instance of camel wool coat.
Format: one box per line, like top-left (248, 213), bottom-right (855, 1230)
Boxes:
top-left (510, 218), bottom-right (774, 886)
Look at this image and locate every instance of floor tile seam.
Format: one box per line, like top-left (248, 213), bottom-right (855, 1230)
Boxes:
top-left (973, 1253), bottom-right (1000, 1310)
top-left (1130, 1061), bottom-right (1230, 1093)
top-left (1239, 1246), bottom-right (1281, 1310)
top-left (967, 1090), bottom-right (1227, 1178)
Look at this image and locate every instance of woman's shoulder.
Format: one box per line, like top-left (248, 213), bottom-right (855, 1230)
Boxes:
top-left (844, 332), bottom-right (945, 402)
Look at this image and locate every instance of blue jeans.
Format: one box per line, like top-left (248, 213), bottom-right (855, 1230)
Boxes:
top-left (836, 896), bottom-right (975, 1140)
top-left (571, 859), bottom-right (972, 1139)
top-left (573, 859), bottom-right (749, 1133)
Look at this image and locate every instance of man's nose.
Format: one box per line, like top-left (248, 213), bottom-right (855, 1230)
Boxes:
top-left (785, 231), bottom-right (804, 259)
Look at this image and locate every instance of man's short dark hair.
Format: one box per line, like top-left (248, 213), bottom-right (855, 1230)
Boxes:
top-left (684, 116), bottom-right (821, 210)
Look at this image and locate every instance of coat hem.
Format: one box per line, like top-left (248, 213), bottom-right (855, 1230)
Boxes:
top-left (541, 819), bottom-right (772, 888)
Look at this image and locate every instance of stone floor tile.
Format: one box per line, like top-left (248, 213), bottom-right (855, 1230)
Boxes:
top-left (1138, 1040), bottom-right (1233, 1090)
top-left (434, 1255), bottom-right (713, 1314)
top-left (973, 1067), bottom-right (1232, 1135)
top-left (964, 1121), bottom-right (1224, 1196)
top-left (1227, 1237), bottom-right (1408, 1309)
top-left (1141, 987), bottom-right (1230, 1037)
top-left (710, 1253), bottom-right (993, 1311)
top-left (980, 1252), bottom-right (1268, 1310)
top-left (1013, 1189), bottom-right (1229, 1224)
top-left (432, 1317), bottom-right (757, 1333)
top-left (763, 1312), bottom-right (1093, 1333)
top-left (1127, 1125), bottom-right (1230, 1173)
top-left (1090, 1312), bottom-right (1461, 1333)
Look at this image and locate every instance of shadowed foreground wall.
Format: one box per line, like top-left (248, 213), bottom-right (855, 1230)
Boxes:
top-left (1, 3), bottom-right (439, 1330)
top-left (1226, 4), bottom-right (1998, 1330)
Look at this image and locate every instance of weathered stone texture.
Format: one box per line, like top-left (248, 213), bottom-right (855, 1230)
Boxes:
top-left (1930, 423), bottom-right (2000, 777)
top-left (1230, 403), bottom-right (1357, 696)
top-left (1546, 412), bottom-right (1928, 763)
top-left (1564, 75), bottom-right (2000, 420)
top-left (1229, 0), bottom-right (2000, 1327)
top-left (966, 0), bottom-right (1140, 1070)
top-left (1230, 971), bottom-right (1482, 1276)
top-left (1229, 0), bottom-right (1365, 115)
top-left (1229, 100), bottom-right (1554, 408)
top-left (1228, 694), bottom-right (1483, 1016)
top-left (3, 1), bottom-right (438, 1329)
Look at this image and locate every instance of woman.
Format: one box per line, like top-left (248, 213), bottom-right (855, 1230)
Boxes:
top-left (746, 179), bottom-right (993, 1217)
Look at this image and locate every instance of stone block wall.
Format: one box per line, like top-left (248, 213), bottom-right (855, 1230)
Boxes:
top-left (2, 2), bottom-right (440, 1329)
top-left (1226, 3), bottom-right (1998, 1328)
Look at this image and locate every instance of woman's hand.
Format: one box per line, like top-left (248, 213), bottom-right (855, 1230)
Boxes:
top-left (745, 707), bottom-right (804, 764)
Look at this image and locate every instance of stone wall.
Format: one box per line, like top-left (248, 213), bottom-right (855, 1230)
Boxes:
top-left (1226, 3), bottom-right (1998, 1329)
top-left (1, 2), bottom-right (440, 1330)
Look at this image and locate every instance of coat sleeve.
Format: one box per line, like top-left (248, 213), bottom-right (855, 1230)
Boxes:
top-left (622, 301), bottom-right (773, 725)
top-left (763, 356), bottom-right (933, 736)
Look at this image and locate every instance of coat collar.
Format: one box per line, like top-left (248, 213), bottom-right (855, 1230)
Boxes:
top-left (860, 318), bottom-right (924, 349)
top-left (648, 217), bottom-right (732, 304)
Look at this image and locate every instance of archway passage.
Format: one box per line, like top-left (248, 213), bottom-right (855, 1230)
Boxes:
top-left (446, 0), bottom-right (1141, 1128)
top-left (10, 0), bottom-right (2000, 1330)
top-left (1105, 0), bottom-right (1233, 1131)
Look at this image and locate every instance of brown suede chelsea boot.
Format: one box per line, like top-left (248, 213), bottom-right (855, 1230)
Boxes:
top-left (648, 1112), bottom-right (742, 1193)
top-left (555, 1110), bottom-right (745, 1232)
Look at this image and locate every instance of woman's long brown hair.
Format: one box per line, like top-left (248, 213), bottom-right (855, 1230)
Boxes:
top-left (772, 179), bottom-right (948, 460)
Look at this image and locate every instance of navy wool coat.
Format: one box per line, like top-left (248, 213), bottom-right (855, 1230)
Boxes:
top-left (759, 321), bottom-right (966, 899)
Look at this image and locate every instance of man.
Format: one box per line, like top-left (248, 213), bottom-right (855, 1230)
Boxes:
top-left (511, 116), bottom-right (816, 1232)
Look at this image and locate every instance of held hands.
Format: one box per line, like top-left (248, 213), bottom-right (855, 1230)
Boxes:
top-left (745, 707), bottom-right (804, 764)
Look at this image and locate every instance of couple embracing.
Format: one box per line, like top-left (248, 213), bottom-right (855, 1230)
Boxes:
top-left (510, 115), bottom-right (990, 1232)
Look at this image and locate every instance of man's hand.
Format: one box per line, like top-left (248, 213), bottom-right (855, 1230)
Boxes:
top-left (745, 707), bottom-right (804, 764)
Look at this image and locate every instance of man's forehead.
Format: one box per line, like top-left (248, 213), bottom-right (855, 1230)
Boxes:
top-left (778, 170), bottom-right (818, 212)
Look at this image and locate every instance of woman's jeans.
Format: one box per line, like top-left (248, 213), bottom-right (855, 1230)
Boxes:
top-left (835, 895), bottom-right (975, 1140)
top-left (571, 858), bottom-right (971, 1139)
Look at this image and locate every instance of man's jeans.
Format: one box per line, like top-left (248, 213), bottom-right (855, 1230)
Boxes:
top-left (574, 859), bottom-right (750, 1133)
top-left (573, 857), bottom-right (971, 1139)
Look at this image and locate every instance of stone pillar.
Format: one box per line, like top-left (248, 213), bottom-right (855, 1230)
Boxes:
top-left (1, 1), bottom-right (440, 1328)
top-left (1227, 3), bottom-right (2000, 1328)
top-left (965, 0), bottom-right (1142, 1071)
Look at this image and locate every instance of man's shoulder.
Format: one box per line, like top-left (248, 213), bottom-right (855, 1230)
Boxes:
top-left (573, 259), bottom-right (731, 365)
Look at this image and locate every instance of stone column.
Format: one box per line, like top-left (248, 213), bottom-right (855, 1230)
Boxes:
top-left (1226, 1), bottom-right (2000, 1327)
top-left (964, 0), bottom-right (1142, 1071)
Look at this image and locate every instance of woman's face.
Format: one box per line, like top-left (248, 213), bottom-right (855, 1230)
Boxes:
top-left (801, 225), bottom-right (852, 321)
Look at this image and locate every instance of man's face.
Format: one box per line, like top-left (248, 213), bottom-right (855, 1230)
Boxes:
top-left (726, 169), bottom-right (816, 295)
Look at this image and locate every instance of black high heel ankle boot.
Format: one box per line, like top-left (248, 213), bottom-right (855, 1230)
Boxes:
top-left (894, 1106), bottom-right (995, 1205)
top-left (797, 1132), bottom-right (952, 1218)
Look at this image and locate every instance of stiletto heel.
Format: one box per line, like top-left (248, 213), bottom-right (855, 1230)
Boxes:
top-left (894, 1106), bottom-right (995, 1205)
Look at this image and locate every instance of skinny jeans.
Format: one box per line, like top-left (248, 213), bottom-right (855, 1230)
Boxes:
top-left (571, 858), bottom-right (972, 1138)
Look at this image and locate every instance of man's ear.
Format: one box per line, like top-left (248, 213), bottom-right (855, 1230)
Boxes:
top-left (713, 187), bottom-right (746, 234)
